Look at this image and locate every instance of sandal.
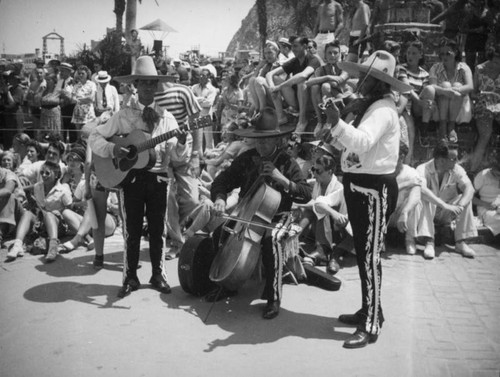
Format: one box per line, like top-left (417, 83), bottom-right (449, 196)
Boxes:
top-left (59, 240), bottom-right (78, 253)
top-left (448, 130), bottom-right (458, 143)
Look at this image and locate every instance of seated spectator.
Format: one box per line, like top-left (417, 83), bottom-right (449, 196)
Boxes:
top-left (11, 132), bottom-right (31, 169)
top-left (277, 37), bottom-right (295, 64)
top-left (473, 153), bottom-right (500, 241)
top-left (306, 40), bottom-right (349, 134)
top-left (287, 134), bottom-right (313, 179)
top-left (401, 41), bottom-right (434, 150)
top-left (470, 43), bottom-right (500, 172)
top-left (387, 143), bottom-right (422, 254)
top-left (1, 151), bottom-right (18, 172)
top-left (205, 122), bottom-right (252, 178)
top-left (266, 36), bottom-right (322, 133)
top-left (0, 166), bottom-right (25, 245)
top-left (296, 155), bottom-right (349, 275)
top-left (412, 141), bottom-right (477, 259)
top-left (24, 140), bottom-right (44, 165)
top-left (18, 140), bottom-right (66, 186)
top-left (247, 43), bottom-right (281, 114)
top-left (6, 161), bottom-right (72, 262)
top-left (428, 38), bottom-right (474, 142)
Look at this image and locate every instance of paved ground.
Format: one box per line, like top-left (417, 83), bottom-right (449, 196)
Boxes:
top-left (0, 231), bottom-right (499, 377)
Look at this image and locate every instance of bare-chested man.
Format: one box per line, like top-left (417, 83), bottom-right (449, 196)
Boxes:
top-left (313, 0), bottom-right (344, 60)
top-left (347, 0), bottom-right (371, 62)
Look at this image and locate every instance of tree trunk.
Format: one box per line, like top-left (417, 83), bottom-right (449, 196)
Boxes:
top-left (256, 0), bottom-right (267, 54)
top-left (125, 0), bottom-right (138, 40)
top-left (114, 0), bottom-right (126, 36)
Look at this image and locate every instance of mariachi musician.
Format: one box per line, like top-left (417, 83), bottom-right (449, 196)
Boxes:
top-left (89, 56), bottom-right (187, 298)
top-left (209, 108), bottom-right (312, 319)
top-left (318, 50), bottom-right (412, 348)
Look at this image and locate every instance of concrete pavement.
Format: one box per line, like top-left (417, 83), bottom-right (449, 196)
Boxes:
top-left (0, 231), bottom-right (499, 377)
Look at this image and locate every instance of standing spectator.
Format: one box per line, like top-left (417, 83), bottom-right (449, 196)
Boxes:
top-left (428, 38), bottom-right (473, 142)
top-left (173, 59), bottom-right (191, 86)
top-left (40, 73), bottom-right (62, 139)
top-left (217, 73), bottom-right (244, 129)
top-left (192, 67), bottom-right (217, 155)
top-left (346, 0), bottom-right (371, 63)
top-left (55, 63), bottom-right (75, 143)
top-left (462, 0), bottom-right (489, 73)
top-left (26, 67), bottom-right (46, 136)
top-left (1, 72), bottom-right (25, 148)
top-left (313, 0), bottom-right (344, 61)
top-left (67, 65), bottom-right (96, 142)
top-left (94, 71), bottom-right (120, 119)
top-left (124, 29), bottom-right (143, 72)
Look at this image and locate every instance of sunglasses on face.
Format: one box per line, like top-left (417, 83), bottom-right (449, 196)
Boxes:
top-left (311, 166), bottom-right (325, 175)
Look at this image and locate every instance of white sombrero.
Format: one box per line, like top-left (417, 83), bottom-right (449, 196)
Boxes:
top-left (115, 56), bottom-right (176, 83)
top-left (338, 50), bottom-right (412, 93)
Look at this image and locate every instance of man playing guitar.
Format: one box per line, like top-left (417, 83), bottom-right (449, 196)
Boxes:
top-left (89, 56), bottom-right (188, 298)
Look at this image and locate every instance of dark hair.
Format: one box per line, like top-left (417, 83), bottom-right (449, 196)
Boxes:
top-left (48, 141), bottom-right (66, 157)
top-left (288, 35), bottom-right (297, 44)
top-left (315, 155), bottom-right (336, 172)
top-left (324, 40), bottom-right (341, 54)
top-left (228, 73), bottom-right (239, 89)
top-left (26, 140), bottom-right (44, 159)
top-left (294, 37), bottom-right (309, 46)
top-left (352, 80), bottom-right (392, 127)
top-left (439, 38), bottom-right (462, 62)
top-left (309, 40), bottom-right (318, 49)
top-left (405, 40), bottom-right (426, 66)
top-left (433, 140), bottom-right (459, 159)
top-left (382, 40), bottom-right (401, 55)
top-left (486, 43), bottom-right (500, 60)
top-left (42, 160), bottom-right (62, 180)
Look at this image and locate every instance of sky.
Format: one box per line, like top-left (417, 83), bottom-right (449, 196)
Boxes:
top-left (0, 0), bottom-right (255, 58)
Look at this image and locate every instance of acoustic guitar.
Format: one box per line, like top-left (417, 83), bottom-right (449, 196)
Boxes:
top-left (93, 115), bottom-right (212, 188)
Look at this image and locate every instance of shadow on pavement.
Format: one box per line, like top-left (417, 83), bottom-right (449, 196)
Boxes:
top-left (23, 281), bottom-right (130, 309)
top-left (160, 284), bottom-right (352, 352)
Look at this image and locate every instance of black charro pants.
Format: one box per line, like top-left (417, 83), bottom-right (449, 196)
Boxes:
top-left (119, 171), bottom-right (168, 284)
top-left (343, 172), bottom-right (398, 335)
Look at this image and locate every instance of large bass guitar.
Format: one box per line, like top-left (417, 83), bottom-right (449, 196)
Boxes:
top-left (93, 115), bottom-right (212, 188)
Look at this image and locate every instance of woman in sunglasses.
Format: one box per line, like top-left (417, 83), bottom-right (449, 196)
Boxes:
top-left (428, 38), bottom-right (474, 143)
top-left (6, 161), bottom-right (72, 262)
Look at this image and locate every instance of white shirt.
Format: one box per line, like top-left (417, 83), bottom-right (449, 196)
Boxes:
top-left (329, 96), bottom-right (399, 175)
top-left (95, 83), bottom-right (120, 113)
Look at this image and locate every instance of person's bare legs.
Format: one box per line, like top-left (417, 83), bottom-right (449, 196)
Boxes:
top-left (296, 82), bottom-right (309, 133)
top-left (471, 117), bottom-right (494, 172)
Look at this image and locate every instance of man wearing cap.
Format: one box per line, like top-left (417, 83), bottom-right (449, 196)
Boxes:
top-left (277, 37), bottom-right (295, 65)
top-left (318, 50), bottom-right (413, 348)
top-left (173, 59), bottom-right (190, 86)
top-left (208, 107), bottom-right (312, 319)
top-left (94, 71), bottom-right (120, 119)
top-left (313, 0), bottom-right (344, 60)
top-left (89, 56), bottom-right (188, 298)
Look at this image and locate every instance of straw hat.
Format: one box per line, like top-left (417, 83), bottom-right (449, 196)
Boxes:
top-left (95, 71), bottom-right (112, 83)
top-left (115, 56), bottom-right (176, 83)
top-left (338, 50), bottom-right (412, 93)
top-left (234, 108), bottom-right (295, 139)
top-left (59, 62), bottom-right (74, 72)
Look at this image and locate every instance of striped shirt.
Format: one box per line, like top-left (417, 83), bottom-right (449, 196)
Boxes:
top-left (402, 63), bottom-right (429, 95)
top-left (154, 84), bottom-right (201, 126)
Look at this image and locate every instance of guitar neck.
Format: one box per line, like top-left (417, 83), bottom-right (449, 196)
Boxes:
top-left (135, 116), bottom-right (210, 153)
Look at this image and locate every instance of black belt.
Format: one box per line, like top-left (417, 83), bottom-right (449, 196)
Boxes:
top-left (319, 30), bottom-right (335, 34)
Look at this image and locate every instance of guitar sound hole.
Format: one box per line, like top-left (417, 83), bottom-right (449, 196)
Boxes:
top-left (126, 145), bottom-right (137, 160)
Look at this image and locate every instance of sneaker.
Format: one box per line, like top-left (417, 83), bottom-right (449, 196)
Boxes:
top-left (448, 130), bottom-right (458, 143)
top-left (423, 242), bottom-right (435, 259)
top-left (6, 239), bottom-right (23, 261)
top-left (456, 241), bottom-right (476, 258)
top-left (405, 238), bottom-right (417, 255)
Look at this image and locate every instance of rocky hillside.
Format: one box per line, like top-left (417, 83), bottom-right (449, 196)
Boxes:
top-left (225, 0), bottom-right (354, 56)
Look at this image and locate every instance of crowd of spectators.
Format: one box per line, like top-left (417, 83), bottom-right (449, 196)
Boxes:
top-left (0, 0), bottom-right (499, 274)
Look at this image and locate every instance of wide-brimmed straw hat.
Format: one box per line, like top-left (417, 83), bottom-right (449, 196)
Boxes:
top-left (234, 108), bottom-right (295, 139)
top-left (338, 50), bottom-right (412, 93)
top-left (95, 70), bottom-right (112, 83)
top-left (115, 56), bottom-right (176, 83)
